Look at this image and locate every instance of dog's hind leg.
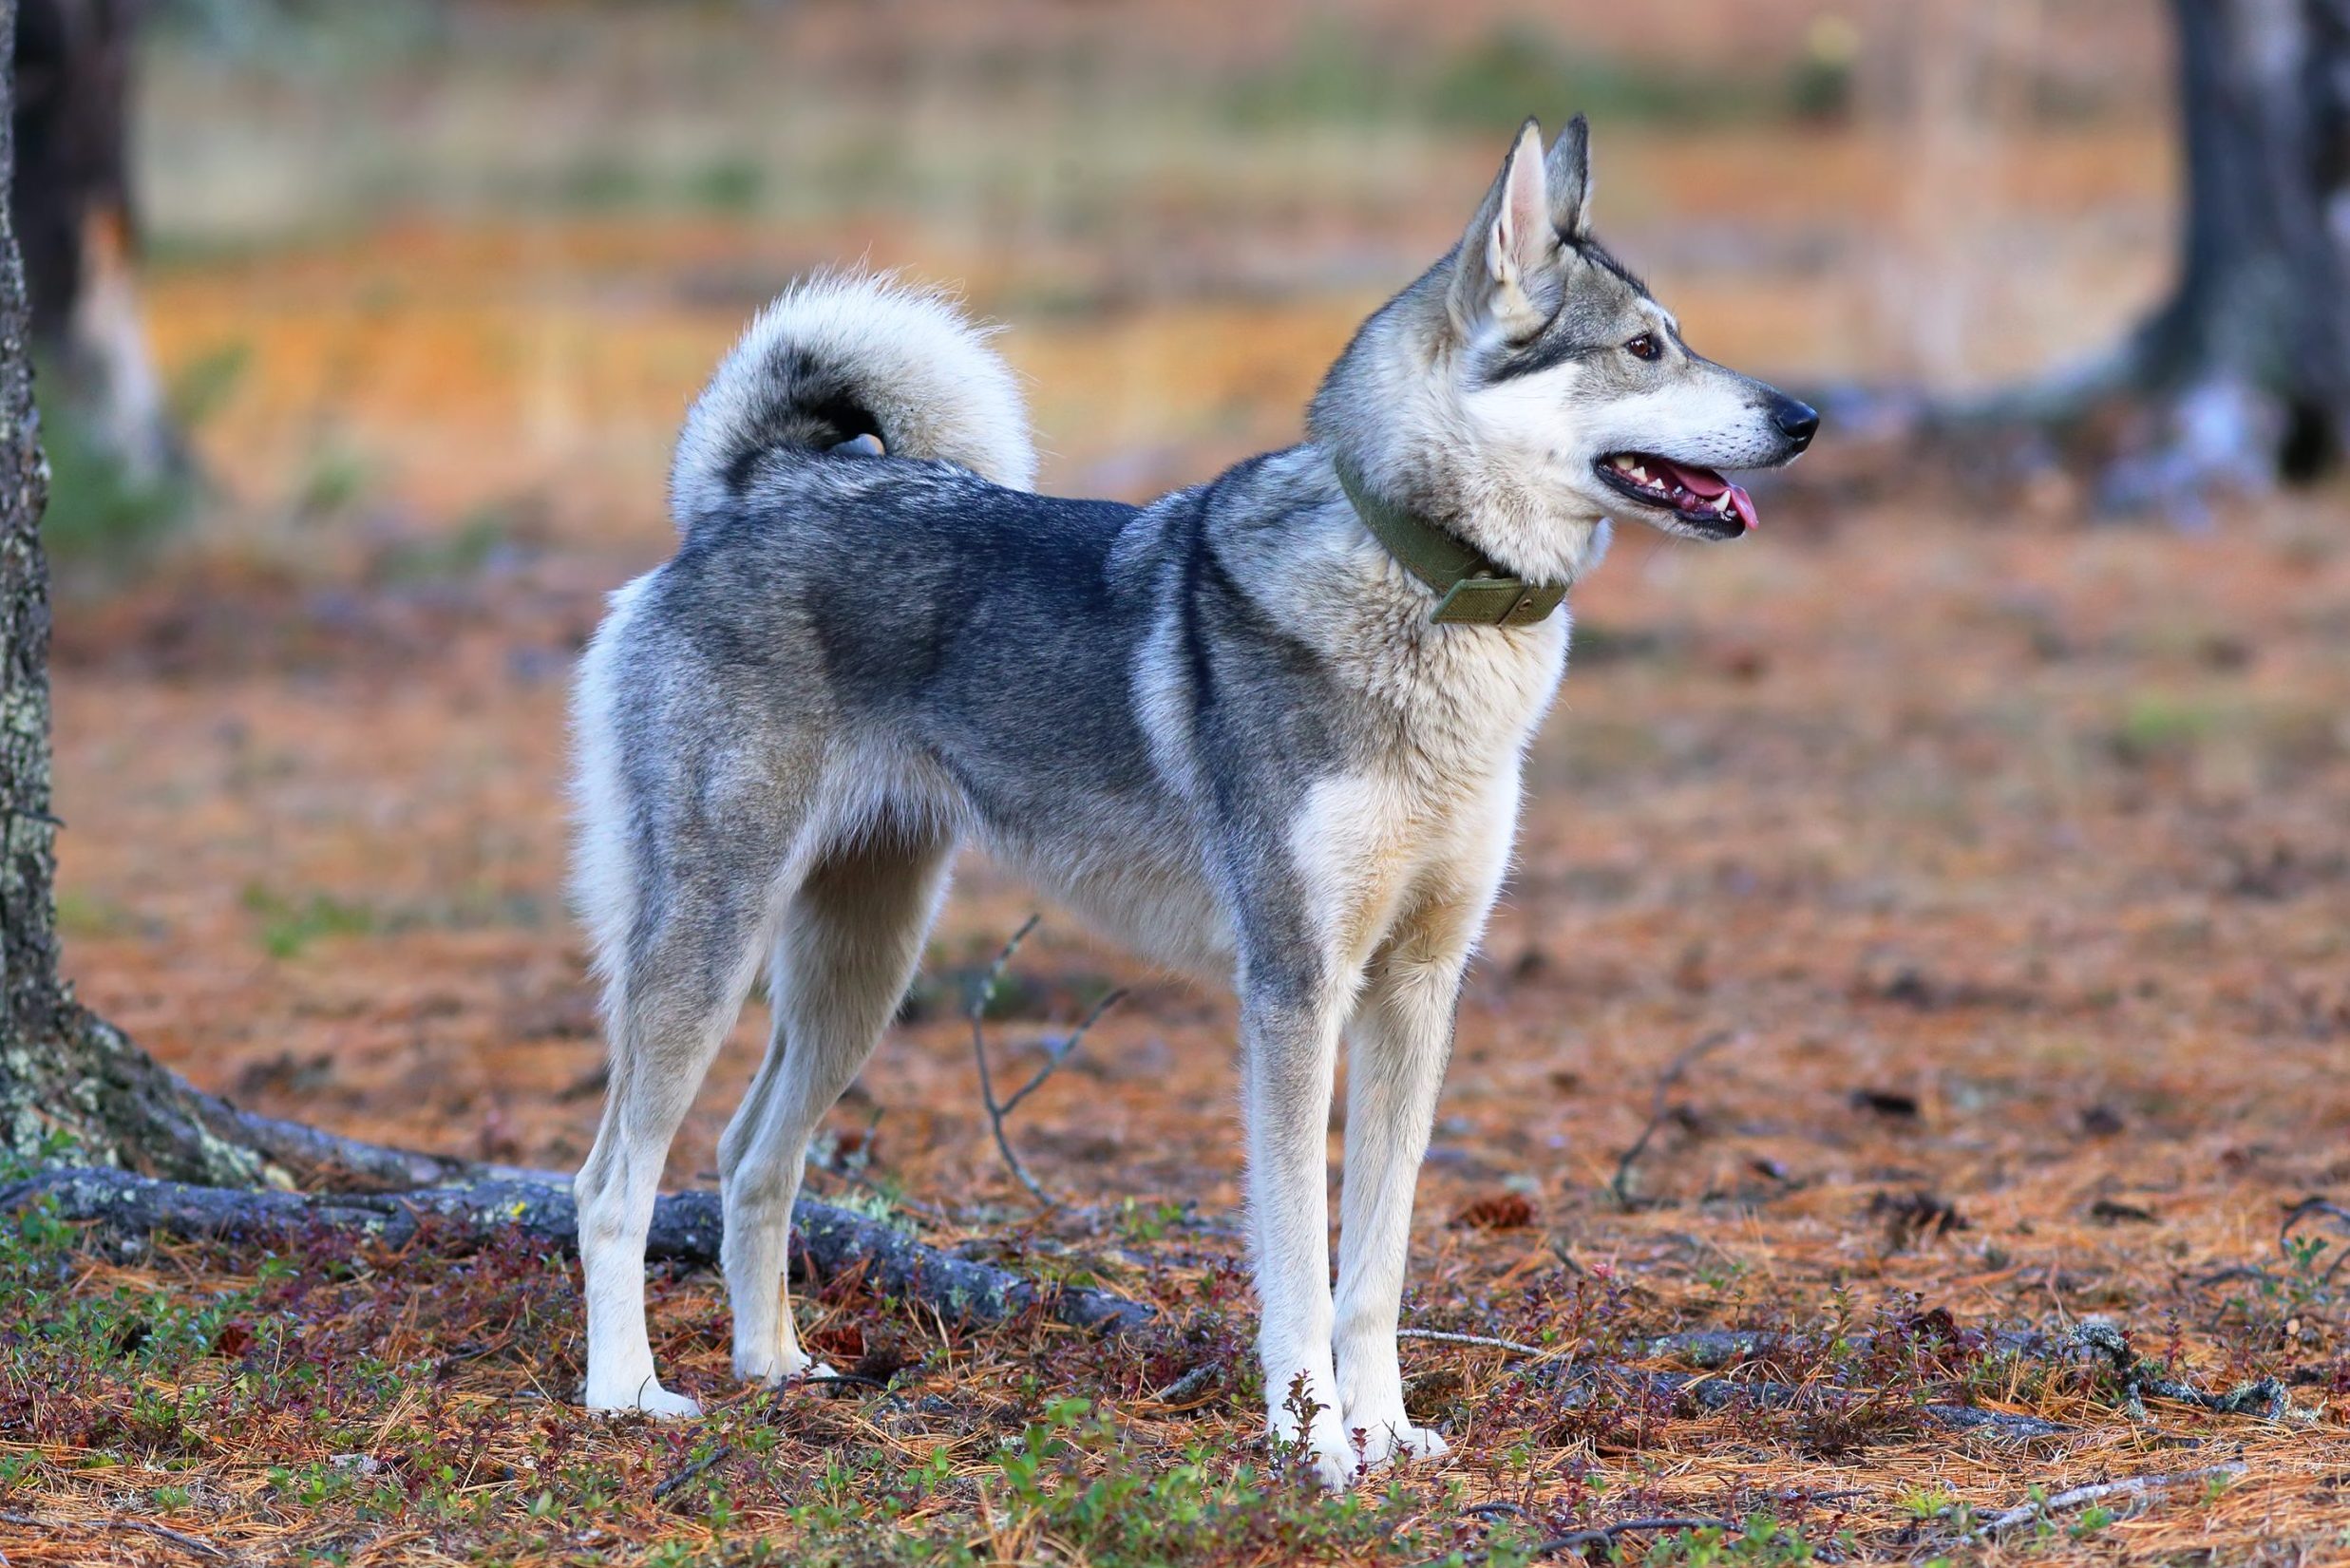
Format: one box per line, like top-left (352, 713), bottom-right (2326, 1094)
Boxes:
top-left (719, 829), bottom-right (952, 1386)
top-left (575, 817), bottom-right (801, 1418)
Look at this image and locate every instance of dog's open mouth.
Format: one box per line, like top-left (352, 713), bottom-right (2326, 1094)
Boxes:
top-left (1596, 452), bottom-right (1757, 538)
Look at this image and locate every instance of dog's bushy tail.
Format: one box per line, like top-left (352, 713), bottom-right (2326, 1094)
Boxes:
top-left (669, 270), bottom-right (1035, 531)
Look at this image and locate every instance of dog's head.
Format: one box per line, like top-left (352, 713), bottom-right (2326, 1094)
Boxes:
top-left (1316, 117), bottom-right (1816, 580)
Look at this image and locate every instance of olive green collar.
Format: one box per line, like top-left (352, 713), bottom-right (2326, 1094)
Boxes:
top-left (1335, 463), bottom-right (1565, 627)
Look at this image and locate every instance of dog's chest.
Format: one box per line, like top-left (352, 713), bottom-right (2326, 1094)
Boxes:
top-left (1351, 611), bottom-right (1569, 789)
top-left (1294, 615), bottom-right (1567, 919)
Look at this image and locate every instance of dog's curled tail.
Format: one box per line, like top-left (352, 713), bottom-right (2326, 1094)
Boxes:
top-left (669, 270), bottom-right (1035, 530)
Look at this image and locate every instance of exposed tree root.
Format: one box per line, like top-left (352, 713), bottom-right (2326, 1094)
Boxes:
top-left (0, 1164), bottom-right (1156, 1337)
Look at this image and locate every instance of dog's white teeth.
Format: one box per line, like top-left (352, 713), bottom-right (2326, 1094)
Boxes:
top-left (1629, 464), bottom-right (1651, 484)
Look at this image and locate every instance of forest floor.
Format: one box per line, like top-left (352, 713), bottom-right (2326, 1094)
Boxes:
top-left (8, 4), bottom-right (2350, 1562)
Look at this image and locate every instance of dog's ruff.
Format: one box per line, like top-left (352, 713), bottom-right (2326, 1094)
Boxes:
top-left (569, 116), bottom-right (1814, 1486)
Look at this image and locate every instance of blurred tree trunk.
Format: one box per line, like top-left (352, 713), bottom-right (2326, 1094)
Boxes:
top-left (2136, 0), bottom-right (2350, 471)
top-left (2000, 0), bottom-right (2350, 501)
top-left (9, 0), bottom-right (172, 480)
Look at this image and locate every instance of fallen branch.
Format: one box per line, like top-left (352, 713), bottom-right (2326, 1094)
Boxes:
top-left (0, 1165), bottom-right (1154, 1337)
top-left (968, 915), bottom-right (1124, 1210)
top-left (1609, 1030), bottom-right (1734, 1207)
top-left (1965, 1463), bottom-right (2246, 1539)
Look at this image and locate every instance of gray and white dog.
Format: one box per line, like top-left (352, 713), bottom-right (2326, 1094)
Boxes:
top-left (570, 115), bottom-right (1815, 1484)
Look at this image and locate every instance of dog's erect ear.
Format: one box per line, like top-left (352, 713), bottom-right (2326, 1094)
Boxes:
top-left (1448, 119), bottom-right (1558, 341)
top-left (1546, 113), bottom-right (1593, 242)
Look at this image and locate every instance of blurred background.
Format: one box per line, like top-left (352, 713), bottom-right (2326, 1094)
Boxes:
top-left (29, 1), bottom-right (2348, 1223)
top-left (45, 0), bottom-right (2186, 539)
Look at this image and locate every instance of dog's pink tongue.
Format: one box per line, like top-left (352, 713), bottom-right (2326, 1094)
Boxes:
top-left (1652, 457), bottom-right (1759, 532)
top-left (1656, 457), bottom-right (1727, 498)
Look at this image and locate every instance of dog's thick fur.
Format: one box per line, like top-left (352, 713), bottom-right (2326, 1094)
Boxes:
top-left (571, 118), bottom-right (1815, 1483)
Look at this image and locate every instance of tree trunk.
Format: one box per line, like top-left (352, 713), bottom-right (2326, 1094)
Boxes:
top-left (2137, 0), bottom-right (2350, 457)
top-left (1967, 0), bottom-right (2350, 508)
top-left (9, 0), bottom-right (174, 480)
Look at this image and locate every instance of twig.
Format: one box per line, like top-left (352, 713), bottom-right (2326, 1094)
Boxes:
top-left (651, 1444), bottom-right (734, 1502)
top-left (1397, 1328), bottom-right (1552, 1357)
top-left (1609, 1030), bottom-right (1734, 1206)
top-left (969, 915), bottom-right (1124, 1209)
top-left (0, 1509), bottom-right (226, 1560)
top-left (1965, 1463), bottom-right (2246, 1538)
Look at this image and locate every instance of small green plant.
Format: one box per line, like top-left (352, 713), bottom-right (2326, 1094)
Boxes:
top-left (2069, 1503), bottom-right (2117, 1539)
top-left (38, 340), bottom-right (247, 570)
top-left (372, 506), bottom-right (517, 583)
top-left (292, 444), bottom-right (370, 523)
top-left (1113, 1197), bottom-right (1189, 1244)
top-left (1631, 1515), bottom-right (1820, 1565)
top-left (241, 882), bottom-right (379, 958)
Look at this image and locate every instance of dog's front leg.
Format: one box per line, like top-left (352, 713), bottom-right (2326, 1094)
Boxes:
top-left (1332, 923), bottom-right (1473, 1467)
top-left (1238, 952), bottom-right (1355, 1487)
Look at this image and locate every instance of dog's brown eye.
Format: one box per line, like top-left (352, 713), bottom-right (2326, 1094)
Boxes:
top-left (1625, 333), bottom-right (1661, 361)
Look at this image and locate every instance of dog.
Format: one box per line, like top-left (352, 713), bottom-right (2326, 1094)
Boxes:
top-left (569, 114), bottom-right (1816, 1485)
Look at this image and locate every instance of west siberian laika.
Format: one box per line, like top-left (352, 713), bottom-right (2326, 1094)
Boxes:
top-left (571, 115), bottom-right (1816, 1483)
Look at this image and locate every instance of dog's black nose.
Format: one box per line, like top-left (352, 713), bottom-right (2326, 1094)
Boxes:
top-left (1772, 397), bottom-right (1820, 451)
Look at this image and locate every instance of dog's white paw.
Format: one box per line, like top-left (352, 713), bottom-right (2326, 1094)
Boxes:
top-left (1300, 1419), bottom-right (1361, 1490)
top-left (1271, 1404), bottom-right (1362, 1488)
top-left (586, 1382), bottom-right (702, 1420)
top-left (1352, 1416), bottom-right (1450, 1469)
